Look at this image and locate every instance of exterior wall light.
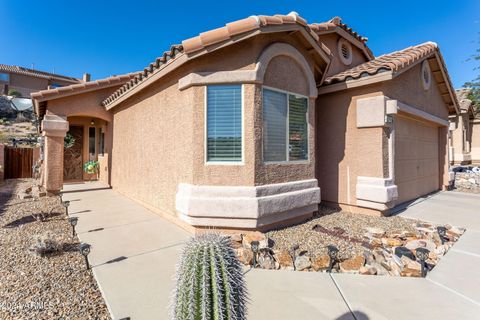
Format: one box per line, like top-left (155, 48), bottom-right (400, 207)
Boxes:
top-left (90, 120), bottom-right (95, 126)
top-left (79, 243), bottom-right (92, 270)
top-left (327, 245), bottom-right (339, 273)
top-left (437, 226), bottom-right (447, 244)
top-left (415, 247), bottom-right (430, 277)
top-left (384, 115), bottom-right (394, 124)
top-left (62, 200), bottom-right (70, 215)
top-left (250, 241), bottom-right (259, 268)
top-left (67, 217), bottom-right (78, 237)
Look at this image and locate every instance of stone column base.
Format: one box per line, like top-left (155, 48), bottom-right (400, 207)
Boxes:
top-left (356, 176), bottom-right (398, 211)
top-left (175, 179), bottom-right (321, 230)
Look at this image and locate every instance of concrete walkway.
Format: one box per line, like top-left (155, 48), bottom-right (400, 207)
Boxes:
top-left (63, 183), bottom-right (480, 320)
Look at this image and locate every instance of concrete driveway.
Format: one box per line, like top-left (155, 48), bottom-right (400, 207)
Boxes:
top-left (62, 183), bottom-right (480, 320)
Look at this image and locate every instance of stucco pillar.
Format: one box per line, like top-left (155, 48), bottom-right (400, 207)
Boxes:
top-left (41, 115), bottom-right (69, 194)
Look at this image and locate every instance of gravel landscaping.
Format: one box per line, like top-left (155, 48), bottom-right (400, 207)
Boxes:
top-left (233, 205), bottom-right (465, 277)
top-left (452, 170), bottom-right (480, 194)
top-left (0, 179), bottom-right (110, 319)
top-left (267, 206), bottom-right (419, 260)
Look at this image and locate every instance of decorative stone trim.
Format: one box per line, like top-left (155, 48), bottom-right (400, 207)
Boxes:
top-left (178, 70), bottom-right (259, 90)
top-left (356, 176), bottom-right (398, 210)
top-left (175, 179), bottom-right (320, 229)
top-left (41, 115), bottom-right (69, 137)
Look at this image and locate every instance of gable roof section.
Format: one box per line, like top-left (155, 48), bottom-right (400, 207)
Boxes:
top-left (102, 12), bottom-right (332, 109)
top-left (309, 17), bottom-right (374, 60)
top-left (32, 72), bottom-right (139, 118)
top-left (319, 42), bottom-right (459, 114)
top-left (0, 64), bottom-right (81, 84)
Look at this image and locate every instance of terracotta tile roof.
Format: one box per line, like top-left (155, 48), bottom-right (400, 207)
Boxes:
top-left (182, 12), bottom-right (318, 54)
top-left (0, 64), bottom-right (81, 83)
top-left (102, 45), bottom-right (183, 107)
top-left (323, 42), bottom-right (438, 85)
top-left (102, 12), bottom-right (326, 108)
top-left (309, 16), bottom-right (368, 44)
top-left (31, 72), bottom-right (139, 102)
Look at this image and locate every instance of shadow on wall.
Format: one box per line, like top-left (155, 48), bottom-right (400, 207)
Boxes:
top-left (316, 94), bottom-right (349, 205)
top-left (336, 311), bottom-right (370, 320)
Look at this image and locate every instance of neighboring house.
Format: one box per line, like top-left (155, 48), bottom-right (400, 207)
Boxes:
top-left (32, 12), bottom-right (459, 231)
top-left (449, 89), bottom-right (475, 165)
top-left (0, 64), bottom-right (86, 98)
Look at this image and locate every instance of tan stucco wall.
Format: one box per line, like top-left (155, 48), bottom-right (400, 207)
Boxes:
top-left (318, 33), bottom-right (369, 78)
top-left (9, 73), bottom-right (48, 97)
top-left (382, 64), bottom-right (449, 120)
top-left (110, 33), bottom-right (320, 217)
top-left (316, 85), bottom-right (385, 206)
top-left (111, 72), bottom-right (195, 216)
top-left (316, 62), bottom-right (451, 209)
top-left (47, 86), bottom-right (118, 122)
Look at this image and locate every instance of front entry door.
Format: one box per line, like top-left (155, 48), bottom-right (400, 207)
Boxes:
top-left (64, 126), bottom-right (83, 180)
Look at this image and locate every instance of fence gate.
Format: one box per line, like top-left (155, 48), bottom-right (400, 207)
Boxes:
top-left (4, 147), bottom-right (34, 179)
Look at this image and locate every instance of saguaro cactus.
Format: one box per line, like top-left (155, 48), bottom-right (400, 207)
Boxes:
top-left (172, 233), bottom-right (247, 320)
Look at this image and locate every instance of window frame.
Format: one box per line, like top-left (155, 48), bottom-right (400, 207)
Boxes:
top-left (204, 84), bottom-right (245, 165)
top-left (262, 86), bottom-right (310, 165)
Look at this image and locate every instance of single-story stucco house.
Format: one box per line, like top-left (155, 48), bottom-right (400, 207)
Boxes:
top-left (32, 12), bottom-right (460, 231)
top-left (449, 89), bottom-right (479, 165)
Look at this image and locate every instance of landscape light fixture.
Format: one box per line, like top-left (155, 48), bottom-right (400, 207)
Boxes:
top-left (327, 245), bottom-right (339, 273)
top-left (415, 247), bottom-right (430, 277)
top-left (67, 217), bottom-right (78, 237)
top-left (250, 241), bottom-right (259, 268)
top-left (291, 244), bottom-right (300, 270)
top-left (437, 226), bottom-right (447, 244)
top-left (59, 191), bottom-right (63, 203)
top-left (62, 200), bottom-right (70, 215)
top-left (79, 243), bottom-right (92, 270)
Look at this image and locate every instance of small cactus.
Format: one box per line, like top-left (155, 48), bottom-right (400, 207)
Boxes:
top-left (171, 233), bottom-right (247, 320)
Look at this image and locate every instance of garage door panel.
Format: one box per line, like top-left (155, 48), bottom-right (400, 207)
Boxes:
top-left (395, 117), bottom-right (439, 204)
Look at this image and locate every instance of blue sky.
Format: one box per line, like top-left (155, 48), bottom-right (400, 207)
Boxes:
top-left (0, 0), bottom-right (478, 88)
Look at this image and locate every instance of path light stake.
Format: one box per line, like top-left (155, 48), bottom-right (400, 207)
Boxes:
top-left (62, 200), bottom-right (70, 215)
top-left (59, 192), bottom-right (63, 203)
top-left (251, 240), bottom-right (259, 268)
top-left (327, 245), bottom-right (339, 273)
top-left (291, 244), bottom-right (300, 270)
top-left (67, 217), bottom-right (78, 237)
top-left (416, 247), bottom-right (430, 277)
top-left (79, 243), bottom-right (91, 270)
top-left (437, 226), bottom-right (447, 244)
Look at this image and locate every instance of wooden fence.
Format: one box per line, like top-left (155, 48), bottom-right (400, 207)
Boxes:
top-left (4, 147), bottom-right (34, 179)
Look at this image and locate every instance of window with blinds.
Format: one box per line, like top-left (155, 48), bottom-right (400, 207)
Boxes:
top-left (263, 88), bottom-right (308, 162)
top-left (206, 85), bottom-right (242, 162)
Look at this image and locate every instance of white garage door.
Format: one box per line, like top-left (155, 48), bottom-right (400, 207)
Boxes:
top-left (395, 116), bottom-right (439, 204)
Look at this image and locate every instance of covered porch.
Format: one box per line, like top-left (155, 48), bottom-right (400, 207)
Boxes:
top-left (31, 73), bottom-right (136, 194)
